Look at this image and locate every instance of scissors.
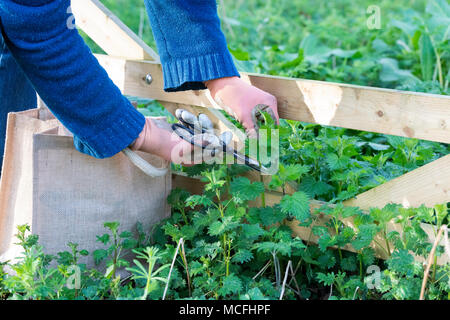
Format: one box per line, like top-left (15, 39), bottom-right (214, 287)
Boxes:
top-left (171, 108), bottom-right (271, 173)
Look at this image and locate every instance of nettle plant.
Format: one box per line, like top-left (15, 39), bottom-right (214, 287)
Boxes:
top-left (156, 164), bottom-right (311, 300)
top-left (152, 161), bottom-right (449, 300)
top-left (0, 172), bottom-right (449, 300)
top-left (0, 116), bottom-right (449, 300)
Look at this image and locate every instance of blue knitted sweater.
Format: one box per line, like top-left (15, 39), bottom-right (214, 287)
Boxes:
top-left (0, 0), bottom-right (239, 158)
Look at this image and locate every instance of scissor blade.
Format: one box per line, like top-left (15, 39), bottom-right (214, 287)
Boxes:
top-left (225, 147), bottom-right (271, 174)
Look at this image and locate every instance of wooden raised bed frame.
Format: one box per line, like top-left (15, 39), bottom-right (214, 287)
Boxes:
top-left (72, 0), bottom-right (450, 264)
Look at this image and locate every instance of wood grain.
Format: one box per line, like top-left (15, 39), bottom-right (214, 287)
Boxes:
top-left (95, 55), bottom-right (450, 144)
top-left (72, 0), bottom-right (159, 61)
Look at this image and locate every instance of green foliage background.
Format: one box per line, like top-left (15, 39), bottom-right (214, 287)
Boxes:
top-left (92, 0), bottom-right (449, 94)
top-left (3, 0), bottom-right (448, 302)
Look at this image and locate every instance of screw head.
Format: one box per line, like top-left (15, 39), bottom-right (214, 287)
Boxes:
top-left (144, 74), bottom-right (153, 85)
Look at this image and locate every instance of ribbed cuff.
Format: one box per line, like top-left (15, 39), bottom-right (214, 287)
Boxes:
top-left (73, 101), bottom-right (145, 159)
top-left (162, 52), bottom-right (240, 92)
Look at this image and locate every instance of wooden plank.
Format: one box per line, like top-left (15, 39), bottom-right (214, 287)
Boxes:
top-left (172, 172), bottom-right (449, 265)
top-left (95, 55), bottom-right (450, 144)
top-left (345, 154), bottom-right (450, 210)
top-left (72, 0), bottom-right (159, 61)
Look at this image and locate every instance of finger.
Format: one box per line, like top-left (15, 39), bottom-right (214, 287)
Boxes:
top-left (238, 110), bottom-right (259, 139)
top-left (219, 131), bottom-right (233, 146)
top-left (175, 109), bottom-right (184, 121)
top-left (170, 132), bottom-right (195, 166)
top-left (198, 113), bottom-right (214, 133)
top-left (180, 110), bottom-right (200, 128)
top-left (253, 104), bottom-right (279, 127)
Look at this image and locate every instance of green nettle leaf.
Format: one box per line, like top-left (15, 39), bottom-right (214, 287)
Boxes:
top-left (93, 249), bottom-right (108, 265)
top-left (192, 211), bottom-right (215, 229)
top-left (186, 195), bottom-right (214, 208)
top-left (96, 234), bottom-right (110, 245)
top-left (317, 252), bottom-right (337, 269)
top-left (208, 216), bottom-right (239, 236)
top-left (279, 164), bottom-right (310, 181)
top-left (280, 192), bottom-right (310, 222)
top-left (318, 233), bottom-right (336, 252)
top-left (122, 238), bottom-right (137, 249)
top-left (190, 240), bottom-right (221, 259)
top-left (254, 241), bottom-right (292, 256)
top-left (230, 177), bottom-right (265, 202)
top-left (341, 255), bottom-right (357, 272)
top-left (360, 247), bottom-right (376, 266)
top-left (370, 204), bottom-right (399, 225)
top-left (342, 206), bottom-right (363, 218)
top-left (167, 188), bottom-right (190, 207)
top-left (163, 223), bottom-right (182, 241)
top-left (219, 274), bottom-right (243, 296)
top-left (179, 225), bottom-right (197, 241)
top-left (299, 176), bottom-right (333, 197)
top-left (268, 175), bottom-right (283, 190)
top-left (232, 249), bottom-right (254, 264)
top-left (243, 287), bottom-right (267, 300)
top-left (326, 153), bottom-right (350, 170)
top-left (387, 249), bottom-right (415, 275)
top-left (256, 206), bottom-right (286, 227)
top-left (434, 203), bottom-right (448, 226)
top-left (119, 231), bottom-right (132, 239)
top-left (241, 223), bottom-right (266, 240)
top-left (351, 224), bottom-right (378, 251)
top-left (316, 272), bottom-right (336, 286)
top-left (103, 222), bottom-right (120, 233)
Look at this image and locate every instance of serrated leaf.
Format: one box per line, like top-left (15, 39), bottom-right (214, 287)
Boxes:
top-left (351, 224), bottom-right (378, 251)
top-left (163, 223), bottom-right (182, 241)
top-left (257, 206), bottom-right (286, 227)
top-left (208, 216), bottom-right (239, 236)
top-left (317, 252), bottom-right (336, 269)
top-left (96, 234), bottom-right (110, 245)
top-left (318, 233), bottom-right (336, 252)
top-left (341, 256), bottom-right (357, 272)
top-left (119, 231), bottom-right (132, 239)
top-left (241, 223), bottom-right (266, 240)
top-left (232, 249), bottom-right (254, 264)
top-left (280, 192), bottom-right (310, 222)
top-left (326, 153), bottom-right (350, 170)
top-left (230, 177), bottom-right (265, 201)
top-left (316, 272), bottom-right (335, 286)
top-left (387, 249), bottom-right (415, 275)
top-left (279, 164), bottom-right (309, 181)
top-left (103, 222), bottom-right (120, 232)
top-left (361, 247), bottom-right (376, 265)
top-left (93, 249), bottom-right (108, 265)
top-left (253, 241), bottom-right (292, 256)
top-left (219, 274), bottom-right (243, 296)
top-left (186, 195), bottom-right (214, 208)
top-left (167, 188), bottom-right (190, 207)
top-left (299, 176), bottom-right (333, 198)
top-left (245, 287), bottom-right (267, 300)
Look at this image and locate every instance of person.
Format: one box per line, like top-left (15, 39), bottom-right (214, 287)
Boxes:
top-left (0, 0), bottom-right (278, 169)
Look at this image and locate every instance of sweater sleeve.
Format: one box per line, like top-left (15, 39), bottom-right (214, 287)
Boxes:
top-left (144, 0), bottom-right (240, 92)
top-left (0, 0), bottom-right (145, 159)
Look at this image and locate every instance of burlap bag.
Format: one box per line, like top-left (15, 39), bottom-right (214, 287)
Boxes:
top-left (0, 108), bottom-right (171, 267)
